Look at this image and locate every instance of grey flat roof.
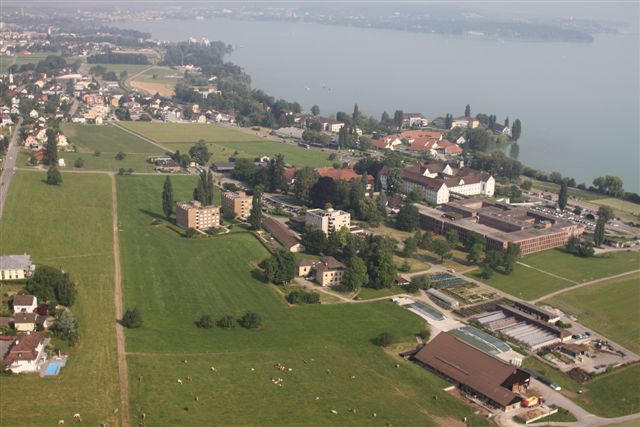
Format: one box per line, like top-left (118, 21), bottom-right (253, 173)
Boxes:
top-left (0, 254), bottom-right (32, 270)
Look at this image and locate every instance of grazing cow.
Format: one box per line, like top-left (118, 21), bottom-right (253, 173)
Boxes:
top-left (330, 410), bottom-right (338, 415)
top-left (177, 379), bottom-right (183, 385)
top-left (73, 413), bottom-right (82, 422)
top-left (186, 376), bottom-right (192, 382)
top-left (57, 421), bottom-right (64, 425)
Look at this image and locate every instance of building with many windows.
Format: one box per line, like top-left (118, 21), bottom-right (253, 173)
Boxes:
top-left (417, 199), bottom-right (584, 255)
top-left (305, 208), bottom-right (351, 236)
top-left (0, 255), bottom-right (34, 281)
top-left (175, 201), bottom-right (220, 231)
top-left (221, 191), bottom-right (253, 220)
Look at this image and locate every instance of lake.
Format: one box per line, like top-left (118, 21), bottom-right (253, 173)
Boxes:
top-left (124, 18), bottom-right (639, 192)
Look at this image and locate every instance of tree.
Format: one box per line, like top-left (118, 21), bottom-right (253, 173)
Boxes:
top-left (408, 187), bottom-right (423, 203)
top-left (74, 157), bottom-right (84, 168)
top-left (511, 119), bottom-right (522, 141)
top-left (310, 177), bottom-right (339, 208)
top-left (445, 230), bottom-right (459, 246)
top-left (162, 176), bottom-right (174, 219)
top-left (403, 237), bottom-right (417, 257)
top-left (42, 129), bottom-right (58, 166)
top-left (373, 332), bottom-right (394, 347)
top-left (52, 310), bottom-right (77, 342)
top-left (597, 205), bottom-right (614, 222)
top-left (503, 243), bottom-right (521, 275)
top-left (267, 154), bottom-right (287, 192)
top-left (418, 230), bottom-right (433, 249)
top-left (301, 227), bottom-right (327, 254)
top-left (46, 166), bottom-right (62, 185)
top-left (376, 190), bottom-right (388, 215)
top-left (311, 104), bottom-right (320, 116)
top-left (429, 239), bottom-right (452, 263)
top-left (217, 315), bottom-right (235, 329)
top-left (366, 242), bottom-right (397, 289)
top-left (593, 176), bottom-right (624, 198)
top-left (238, 311), bottom-right (262, 329)
top-left (122, 307), bottom-right (143, 328)
top-left (445, 113), bottom-right (453, 129)
top-left (593, 216), bottom-right (606, 247)
top-left (26, 265), bottom-right (76, 306)
top-left (558, 181), bottom-right (569, 210)
top-left (196, 314), bottom-right (214, 329)
top-left (464, 104), bottom-right (471, 118)
top-left (188, 140), bottom-right (211, 165)
top-left (259, 249), bottom-right (296, 285)
top-left (385, 168), bottom-right (404, 195)
top-left (410, 274), bottom-right (431, 291)
top-left (352, 103), bottom-right (361, 127)
top-left (466, 243), bottom-right (485, 265)
top-left (480, 262), bottom-right (494, 279)
top-left (395, 204), bottom-right (419, 231)
top-left (293, 167), bottom-right (319, 204)
top-left (341, 256), bottom-right (368, 291)
top-left (115, 151), bottom-right (126, 160)
top-left (504, 117), bottom-right (510, 128)
top-left (393, 109), bottom-right (404, 129)
top-left (325, 230), bottom-right (342, 256)
top-left (249, 187), bottom-right (263, 230)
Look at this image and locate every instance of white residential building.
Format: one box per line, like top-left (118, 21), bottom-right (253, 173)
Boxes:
top-left (1, 254), bottom-right (34, 281)
top-left (305, 208), bottom-right (351, 236)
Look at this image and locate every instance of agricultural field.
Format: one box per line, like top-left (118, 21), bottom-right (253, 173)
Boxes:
top-left (117, 175), bottom-right (487, 426)
top-left (544, 272), bottom-right (640, 354)
top-left (88, 63), bottom-right (151, 76)
top-left (520, 249), bottom-right (640, 283)
top-left (58, 124), bottom-right (166, 173)
top-left (467, 250), bottom-right (640, 300)
top-left (0, 172), bottom-right (120, 426)
top-left (130, 66), bottom-right (182, 97)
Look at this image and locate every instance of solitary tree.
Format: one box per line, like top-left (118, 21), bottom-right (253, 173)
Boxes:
top-left (249, 187), bottom-right (263, 230)
top-left (403, 236), bottom-right (417, 257)
top-left (74, 157), bottom-right (84, 168)
top-left (44, 129), bottom-right (58, 166)
top-left (196, 314), bottom-right (214, 329)
top-left (593, 216), bottom-right (606, 247)
top-left (373, 332), bottom-right (394, 347)
top-left (122, 307), bottom-right (143, 328)
top-left (503, 243), bottom-right (521, 275)
top-left (429, 239), bottom-right (452, 263)
top-left (464, 104), bottom-right (471, 118)
top-left (311, 104), bottom-right (320, 116)
top-left (511, 119), bottom-right (522, 141)
top-left (162, 176), bottom-right (174, 219)
top-left (46, 166), bottom-right (62, 185)
top-left (558, 181), bottom-right (569, 210)
top-left (238, 311), bottom-right (262, 329)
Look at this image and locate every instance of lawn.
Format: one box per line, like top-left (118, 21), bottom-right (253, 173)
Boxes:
top-left (467, 249), bottom-right (640, 301)
top-left (117, 175), bottom-right (487, 426)
top-left (119, 122), bottom-right (262, 144)
top-left (0, 172), bottom-right (120, 426)
top-left (356, 285), bottom-right (408, 300)
top-left (544, 272), bottom-right (640, 354)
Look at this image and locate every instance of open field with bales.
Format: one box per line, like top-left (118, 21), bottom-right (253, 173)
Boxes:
top-left (0, 172), bottom-right (120, 426)
top-left (544, 272), bottom-right (640, 354)
top-left (117, 175), bottom-right (487, 426)
top-left (467, 250), bottom-right (640, 300)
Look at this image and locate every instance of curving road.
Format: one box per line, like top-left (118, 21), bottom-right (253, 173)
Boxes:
top-left (0, 117), bottom-right (23, 220)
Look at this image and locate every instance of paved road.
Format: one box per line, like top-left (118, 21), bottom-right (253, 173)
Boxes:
top-left (0, 117), bottom-right (23, 220)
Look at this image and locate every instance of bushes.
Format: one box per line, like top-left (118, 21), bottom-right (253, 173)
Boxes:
top-left (286, 289), bottom-right (320, 305)
top-left (196, 314), bottom-right (214, 329)
top-left (373, 332), bottom-right (394, 347)
top-left (122, 307), bottom-right (143, 328)
top-left (238, 311), bottom-right (262, 329)
top-left (217, 315), bottom-right (235, 329)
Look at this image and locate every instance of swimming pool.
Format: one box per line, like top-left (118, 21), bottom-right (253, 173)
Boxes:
top-left (45, 362), bottom-right (61, 376)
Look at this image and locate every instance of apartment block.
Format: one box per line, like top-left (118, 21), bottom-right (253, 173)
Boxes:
top-left (175, 201), bottom-right (220, 231)
top-left (221, 191), bottom-right (253, 220)
top-left (305, 208), bottom-right (350, 236)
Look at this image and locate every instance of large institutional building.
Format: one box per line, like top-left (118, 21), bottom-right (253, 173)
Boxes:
top-left (221, 191), bottom-right (253, 220)
top-left (417, 199), bottom-right (584, 255)
top-left (380, 162), bottom-right (494, 204)
top-left (175, 201), bottom-right (221, 230)
top-left (305, 208), bottom-right (351, 236)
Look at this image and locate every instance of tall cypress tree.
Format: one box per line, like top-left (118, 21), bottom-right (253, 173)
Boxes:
top-left (464, 104), bottom-right (471, 118)
top-left (206, 170), bottom-right (214, 205)
top-left (162, 176), bottom-right (173, 218)
top-left (593, 217), bottom-right (606, 247)
top-left (512, 119), bottom-right (522, 141)
top-left (558, 181), bottom-right (568, 210)
top-left (44, 129), bottom-right (58, 166)
top-left (249, 187), bottom-right (263, 230)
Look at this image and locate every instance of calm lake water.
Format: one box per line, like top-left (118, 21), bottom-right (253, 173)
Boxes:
top-left (125, 18), bottom-right (639, 192)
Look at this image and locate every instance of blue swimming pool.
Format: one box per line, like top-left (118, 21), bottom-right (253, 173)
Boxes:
top-left (45, 362), bottom-right (61, 376)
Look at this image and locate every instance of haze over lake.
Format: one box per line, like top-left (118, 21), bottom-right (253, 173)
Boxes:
top-left (127, 18), bottom-right (640, 192)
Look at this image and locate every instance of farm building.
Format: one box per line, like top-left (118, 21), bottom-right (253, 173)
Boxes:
top-left (405, 332), bottom-right (530, 412)
top-left (427, 288), bottom-right (460, 309)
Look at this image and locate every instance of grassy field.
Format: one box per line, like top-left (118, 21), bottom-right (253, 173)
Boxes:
top-left (59, 124), bottom-right (166, 172)
top-left (544, 272), bottom-right (640, 354)
top-left (529, 179), bottom-right (602, 201)
top-left (591, 198), bottom-right (640, 222)
top-left (119, 122), bottom-right (262, 144)
top-left (89, 64), bottom-right (151, 75)
top-left (467, 250), bottom-right (640, 300)
top-left (117, 175), bottom-right (487, 426)
top-left (523, 357), bottom-right (640, 417)
top-left (356, 285), bottom-right (408, 300)
top-left (130, 66), bottom-right (182, 97)
top-left (0, 172), bottom-right (120, 426)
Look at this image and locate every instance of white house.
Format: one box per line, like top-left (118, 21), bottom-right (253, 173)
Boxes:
top-left (1, 254), bottom-right (34, 281)
top-left (2, 332), bottom-right (47, 373)
top-left (12, 295), bottom-right (38, 314)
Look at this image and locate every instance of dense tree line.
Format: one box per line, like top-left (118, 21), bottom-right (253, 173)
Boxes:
top-left (25, 266), bottom-right (77, 307)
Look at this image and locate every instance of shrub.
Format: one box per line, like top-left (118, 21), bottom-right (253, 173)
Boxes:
top-left (373, 332), bottom-right (394, 347)
top-left (122, 307), bottom-right (143, 328)
top-left (74, 157), bottom-right (84, 168)
top-left (238, 311), bottom-right (262, 329)
top-left (196, 314), bottom-right (214, 329)
top-left (217, 314), bottom-right (235, 329)
top-left (286, 289), bottom-right (320, 305)
top-left (115, 151), bottom-right (126, 160)
top-left (418, 329), bottom-right (430, 340)
top-left (404, 281), bottom-right (421, 294)
top-left (184, 228), bottom-right (198, 238)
